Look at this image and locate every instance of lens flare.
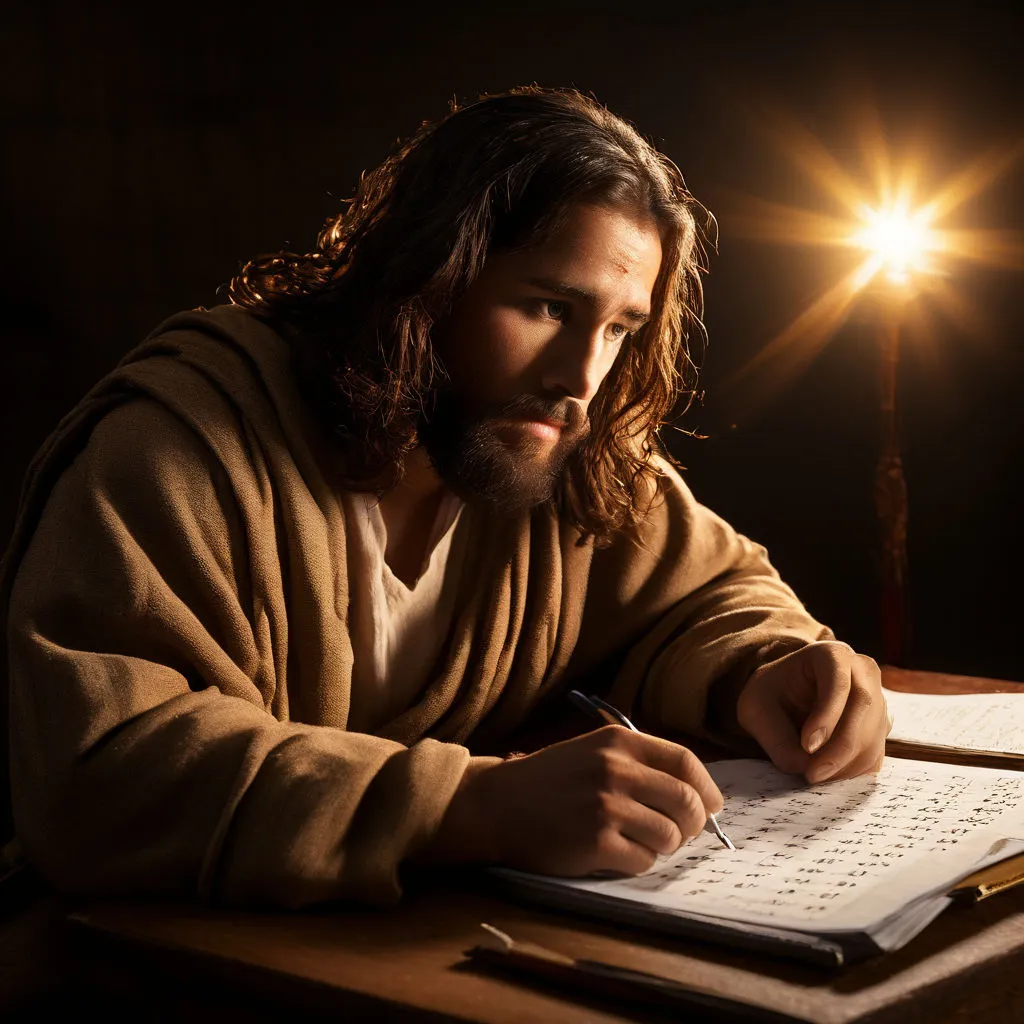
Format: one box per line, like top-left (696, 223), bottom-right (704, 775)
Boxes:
top-left (851, 202), bottom-right (941, 286)
top-left (717, 108), bottom-right (1022, 417)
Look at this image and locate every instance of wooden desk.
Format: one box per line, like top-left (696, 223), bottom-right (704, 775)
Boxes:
top-left (882, 666), bottom-right (1021, 696)
top-left (16, 668), bottom-right (1024, 1023)
top-left (67, 871), bottom-right (1024, 1024)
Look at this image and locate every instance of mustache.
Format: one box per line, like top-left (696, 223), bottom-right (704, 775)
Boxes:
top-left (489, 394), bottom-right (590, 436)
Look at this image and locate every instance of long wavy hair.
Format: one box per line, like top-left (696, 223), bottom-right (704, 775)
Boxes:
top-left (229, 86), bottom-right (712, 545)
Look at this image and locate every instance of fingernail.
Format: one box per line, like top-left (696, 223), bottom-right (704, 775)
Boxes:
top-left (806, 728), bottom-right (827, 754)
top-left (809, 760), bottom-right (838, 783)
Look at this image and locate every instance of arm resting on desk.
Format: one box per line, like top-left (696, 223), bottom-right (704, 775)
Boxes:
top-left (5, 400), bottom-right (483, 908)
top-left (571, 460), bottom-right (833, 750)
top-left (568, 461), bottom-right (885, 781)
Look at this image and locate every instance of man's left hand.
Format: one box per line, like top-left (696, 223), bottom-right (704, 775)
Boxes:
top-left (736, 641), bottom-right (891, 784)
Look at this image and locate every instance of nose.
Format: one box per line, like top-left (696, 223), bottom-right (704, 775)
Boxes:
top-left (539, 326), bottom-right (612, 405)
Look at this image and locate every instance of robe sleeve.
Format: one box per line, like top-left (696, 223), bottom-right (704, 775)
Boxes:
top-left (6, 399), bottom-right (479, 908)
top-left (578, 459), bottom-right (834, 751)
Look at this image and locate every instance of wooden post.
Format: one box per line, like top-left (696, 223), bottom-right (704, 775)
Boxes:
top-left (874, 313), bottom-right (910, 665)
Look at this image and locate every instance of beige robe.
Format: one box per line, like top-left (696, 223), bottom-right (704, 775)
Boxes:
top-left (1, 305), bottom-right (831, 907)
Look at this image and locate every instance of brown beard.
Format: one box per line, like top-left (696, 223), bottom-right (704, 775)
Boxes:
top-left (419, 390), bottom-right (590, 514)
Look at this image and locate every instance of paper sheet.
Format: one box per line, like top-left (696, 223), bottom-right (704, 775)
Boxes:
top-left (884, 688), bottom-right (1024, 754)
top-left (559, 758), bottom-right (1024, 933)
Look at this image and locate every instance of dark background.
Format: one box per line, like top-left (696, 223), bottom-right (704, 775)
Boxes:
top-left (2, 1), bottom-right (1021, 679)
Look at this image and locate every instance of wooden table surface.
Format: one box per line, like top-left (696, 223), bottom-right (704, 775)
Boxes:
top-left (66, 870), bottom-right (1024, 1024)
top-left (5, 666), bottom-right (1024, 1023)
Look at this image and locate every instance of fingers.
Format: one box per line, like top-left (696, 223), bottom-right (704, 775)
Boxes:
top-left (805, 654), bottom-right (887, 784)
top-left (613, 795), bottom-right (687, 855)
top-left (583, 728), bottom-right (722, 857)
top-left (738, 641), bottom-right (887, 784)
top-left (589, 829), bottom-right (661, 877)
top-left (622, 762), bottom-right (714, 848)
top-left (799, 643), bottom-right (854, 756)
top-left (740, 695), bottom-right (810, 776)
top-left (612, 728), bottom-right (724, 817)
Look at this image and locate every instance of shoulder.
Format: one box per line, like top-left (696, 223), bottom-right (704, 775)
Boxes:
top-left (27, 399), bottom-right (240, 550)
top-left (84, 398), bottom-right (226, 486)
top-left (138, 303), bottom-right (285, 355)
top-left (648, 453), bottom-right (697, 505)
top-left (626, 454), bottom-right (703, 544)
top-left (590, 452), bottom-right (745, 572)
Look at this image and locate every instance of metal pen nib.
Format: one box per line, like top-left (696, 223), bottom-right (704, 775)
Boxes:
top-left (708, 813), bottom-right (735, 851)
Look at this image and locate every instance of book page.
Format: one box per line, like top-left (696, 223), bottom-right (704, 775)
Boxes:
top-left (885, 688), bottom-right (1024, 754)
top-left (557, 758), bottom-right (1024, 934)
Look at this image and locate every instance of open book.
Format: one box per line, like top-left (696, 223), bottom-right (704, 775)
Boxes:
top-left (884, 687), bottom-right (1024, 762)
top-left (492, 757), bottom-right (1024, 966)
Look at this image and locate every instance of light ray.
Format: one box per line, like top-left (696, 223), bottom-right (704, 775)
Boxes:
top-left (756, 109), bottom-right (871, 215)
top-left (934, 228), bottom-right (1024, 269)
top-left (721, 259), bottom-right (877, 414)
top-left (921, 141), bottom-right (1024, 223)
top-left (715, 190), bottom-right (860, 247)
top-left (854, 103), bottom-right (893, 204)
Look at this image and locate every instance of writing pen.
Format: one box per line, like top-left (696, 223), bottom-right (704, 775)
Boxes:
top-left (568, 689), bottom-right (735, 851)
top-left (466, 924), bottom-right (797, 1020)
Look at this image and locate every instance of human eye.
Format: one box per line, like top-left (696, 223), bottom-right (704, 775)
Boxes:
top-left (607, 322), bottom-right (632, 344)
top-left (538, 298), bottom-right (568, 322)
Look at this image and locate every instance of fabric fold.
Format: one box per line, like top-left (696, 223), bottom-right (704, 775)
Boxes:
top-left (3, 305), bottom-right (832, 906)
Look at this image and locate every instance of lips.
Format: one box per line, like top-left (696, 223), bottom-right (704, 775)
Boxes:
top-left (521, 419), bottom-right (564, 441)
top-left (494, 416), bottom-right (565, 442)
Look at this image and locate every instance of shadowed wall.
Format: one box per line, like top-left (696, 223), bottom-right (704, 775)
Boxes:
top-left (2, 1), bottom-right (1021, 678)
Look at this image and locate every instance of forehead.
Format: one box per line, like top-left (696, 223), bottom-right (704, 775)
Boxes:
top-left (543, 203), bottom-right (661, 264)
top-left (493, 202), bottom-right (663, 298)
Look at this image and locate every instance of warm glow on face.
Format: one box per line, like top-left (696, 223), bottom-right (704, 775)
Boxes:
top-left (851, 202), bottom-right (940, 285)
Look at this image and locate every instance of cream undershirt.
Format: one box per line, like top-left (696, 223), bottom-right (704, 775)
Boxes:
top-left (346, 491), bottom-right (465, 733)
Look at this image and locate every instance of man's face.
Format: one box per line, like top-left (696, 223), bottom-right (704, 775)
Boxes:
top-left (423, 201), bottom-right (663, 513)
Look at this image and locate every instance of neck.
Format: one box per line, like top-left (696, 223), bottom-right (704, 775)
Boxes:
top-left (377, 448), bottom-right (452, 585)
top-left (396, 446), bottom-right (446, 503)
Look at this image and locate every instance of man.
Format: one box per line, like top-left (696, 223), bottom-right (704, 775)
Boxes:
top-left (2, 87), bottom-right (888, 906)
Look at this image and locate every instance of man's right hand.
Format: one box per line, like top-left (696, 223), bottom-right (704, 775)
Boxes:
top-left (423, 726), bottom-right (724, 877)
